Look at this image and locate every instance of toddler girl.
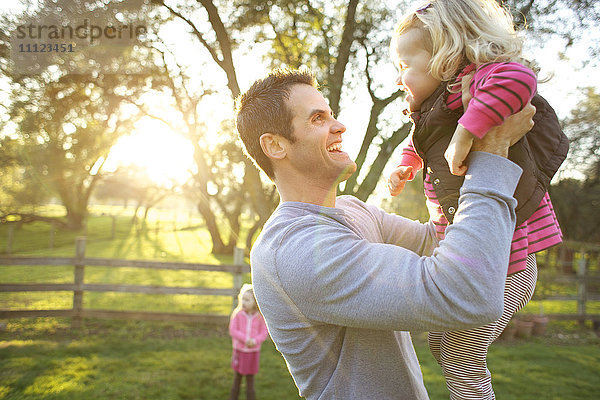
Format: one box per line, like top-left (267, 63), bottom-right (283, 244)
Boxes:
top-left (228, 284), bottom-right (268, 400)
top-left (388, 1), bottom-right (568, 398)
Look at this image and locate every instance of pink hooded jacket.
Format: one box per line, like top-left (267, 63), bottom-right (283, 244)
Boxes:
top-left (229, 310), bottom-right (269, 353)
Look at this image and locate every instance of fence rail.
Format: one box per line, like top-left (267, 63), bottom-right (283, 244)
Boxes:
top-left (0, 237), bottom-right (250, 327)
top-left (535, 242), bottom-right (600, 325)
top-left (1, 239), bottom-right (599, 327)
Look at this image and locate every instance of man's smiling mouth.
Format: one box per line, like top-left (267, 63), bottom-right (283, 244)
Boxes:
top-left (327, 142), bottom-right (343, 153)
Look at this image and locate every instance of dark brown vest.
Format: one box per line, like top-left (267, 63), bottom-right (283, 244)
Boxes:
top-left (411, 83), bottom-right (569, 226)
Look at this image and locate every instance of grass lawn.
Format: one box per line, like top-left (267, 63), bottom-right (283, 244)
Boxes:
top-left (1, 208), bottom-right (600, 398)
top-left (0, 318), bottom-right (299, 400)
top-left (412, 326), bottom-right (600, 400)
top-left (0, 318), bottom-right (598, 400)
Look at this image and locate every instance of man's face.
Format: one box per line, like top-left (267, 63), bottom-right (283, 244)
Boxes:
top-left (283, 84), bottom-right (357, 184)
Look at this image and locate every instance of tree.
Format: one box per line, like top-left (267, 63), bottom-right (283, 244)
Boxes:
top-left (0, 73), bottom-right (147, 230)
top-left (549, 87), bottom-right (600, 243)
top-left (505, 0), bottom-right (600, 59)
top-left (233, 0), bottom-right (359, 117)
top-left (94, 164), bottom-right (175, 224)
top-left (158, 0), bottom-right (600, 254)
top-left (152, 0), bottom-right (280, 254)
top-left (380, 170), bottom-right (429, 223)
top-left (0, 139), bottom-right (51, 216)
top-left (561, 87), bottom-right (600, 180)
top-left (232, 0), bottom-right (412, 202)
top-left (341, 2), bottom-right (411, 200)
top-left (549, 178), bottom-right (600, 243)
top-left (0, 0), bottom-right (162, 230)
top-left (4, 0), bottom-right (598, 245)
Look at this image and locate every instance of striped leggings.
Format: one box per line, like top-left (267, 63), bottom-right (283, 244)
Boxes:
top-left (428, 254), bottom-right (538, 400)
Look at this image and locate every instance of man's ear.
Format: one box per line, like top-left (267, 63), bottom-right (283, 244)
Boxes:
top-left (259, 133), bottom-right (287, 160)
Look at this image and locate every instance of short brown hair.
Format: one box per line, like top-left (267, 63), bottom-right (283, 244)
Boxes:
top-left (235, 68), bottom-right (317, 179)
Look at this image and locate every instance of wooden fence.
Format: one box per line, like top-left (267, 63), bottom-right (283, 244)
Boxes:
top-left (1, 238), bottom-right (599, 327)
top-left (535, 242), bottom-right (600, 325)
top-left (0, 237), bottom-right (250, 327)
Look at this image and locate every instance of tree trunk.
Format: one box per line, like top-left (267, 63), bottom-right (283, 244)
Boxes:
top-left (327, 0), bottom-right (359, 116)
top-left (244, 163), bottom-right (276, 221)
top-left (243, 163), bottom-right (278, 250)
top-left (143, 206), bottom-right (151, 224)
top-left (245, 214), bottom-right (270, 251)
top-left (131, 200), bottom-right (143, 224)
top-left (196, 196), bottom-right (227, 254)
top-left (65, 207), bottom-right (86, 231)
top-left (354, 124), bottom-right (411, 201)
top-left (343, 103), bottom-right (384, 195)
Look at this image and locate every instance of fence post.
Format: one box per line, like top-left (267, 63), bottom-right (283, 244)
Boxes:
top-left (232, 247), bottom-right (245, 311)
top-left (576, 250), bottom-right (587, 327)
top-left (72, 237), bottom-right (86, 328)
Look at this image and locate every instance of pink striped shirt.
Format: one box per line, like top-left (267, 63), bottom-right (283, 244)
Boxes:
top-left (455, 62), bottom-right (538, 138)
top-left (398, 62), bottom-right (562, 275)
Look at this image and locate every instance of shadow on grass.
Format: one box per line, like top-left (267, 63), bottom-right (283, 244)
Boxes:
top-left (0, 318), bottom-right (298, 400)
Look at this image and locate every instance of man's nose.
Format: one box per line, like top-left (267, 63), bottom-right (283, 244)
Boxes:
top-left (333, 119), bottom-right (346, 134)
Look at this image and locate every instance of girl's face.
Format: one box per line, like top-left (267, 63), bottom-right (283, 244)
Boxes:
top-left (391, 28), bottom-right (441, 111)
top-left (241, 291), bottom-right (257, 313)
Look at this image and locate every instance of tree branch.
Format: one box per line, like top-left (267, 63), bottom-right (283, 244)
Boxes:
top-left (267, 12), bottom-right (293, 66)
top-left (198, 0), bottom-right (240, 97)
top-left (328, 0), bottom-right (359, 116)
top-left (156, 0), bottom-right (225, 70)
top-left (0, 213), bottom-right (69, 229)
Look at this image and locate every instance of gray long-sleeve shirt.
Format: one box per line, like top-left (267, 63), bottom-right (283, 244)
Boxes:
top-left (250, 152), bottom-right (522, 399)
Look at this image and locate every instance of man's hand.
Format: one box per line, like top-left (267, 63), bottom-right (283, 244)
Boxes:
top-left (471, 104), bottom-right (536, 157)
top-left (388, 166), bottom-right (413, 196)
top-left (460, 71), bottom-right (535, 158)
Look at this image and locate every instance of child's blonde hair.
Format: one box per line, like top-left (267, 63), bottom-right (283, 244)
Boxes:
top-left (231, 283), bottom-right (258, 318)
top-left (393, 0), bottom-right (537, 82)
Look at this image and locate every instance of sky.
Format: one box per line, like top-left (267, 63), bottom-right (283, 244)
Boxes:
top-left (2, 0), bottom-right (599, 187)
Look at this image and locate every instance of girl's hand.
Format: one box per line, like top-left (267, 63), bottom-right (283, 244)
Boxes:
top-left (388, 166), bottom-right (413, 196)
top-left (445, 125), bottom-right (474, 176)
top-left (245, 338), bottom-right (256, 348)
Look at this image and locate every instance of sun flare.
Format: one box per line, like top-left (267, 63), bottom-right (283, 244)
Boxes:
top-left (105, 117), bottom-right (195, 186)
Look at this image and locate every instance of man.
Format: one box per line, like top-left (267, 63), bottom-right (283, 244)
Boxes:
top-left (235, 68), bottom-right (534, 399)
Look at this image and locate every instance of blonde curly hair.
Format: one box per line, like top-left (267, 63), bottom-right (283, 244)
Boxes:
top-left (391, 0), bottom-right (538, 82)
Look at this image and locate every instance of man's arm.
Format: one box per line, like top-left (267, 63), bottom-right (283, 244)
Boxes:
top-left (271, 101), bottom-right (534, 331)
top-left (272, 152), bottom-right (520, 332)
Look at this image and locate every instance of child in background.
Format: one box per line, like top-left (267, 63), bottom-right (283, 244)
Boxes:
top-left (228, 284), bottom-right (269, 400)
top-left (388, 1), bottom-right (568, 399)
